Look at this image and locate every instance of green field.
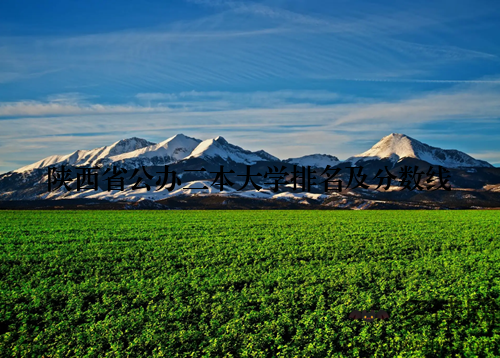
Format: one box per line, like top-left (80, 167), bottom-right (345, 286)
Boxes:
top-left (1, 210), bottom-right (499, 357)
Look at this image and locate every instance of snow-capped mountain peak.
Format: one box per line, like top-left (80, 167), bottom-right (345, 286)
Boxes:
top-left (214, 136), bottom-right (228, 145)
top-left (106, 133), bottom-right (202, 165)
top-left (346, 133), bottom-right (493, 168)
top-left (186, 136), bottom-right (279, 164)
top-left (354, 133), bottom-right (416, 160)
top-left (94, 137), bottom-right (155, 158)
top-left (285, 154), bottom-right (340, 168)
top-left (14, 137), bottom-right (155, 173)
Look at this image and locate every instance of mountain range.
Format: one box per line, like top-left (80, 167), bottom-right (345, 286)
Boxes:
top-left (1, 133), bottom-right (499, 209)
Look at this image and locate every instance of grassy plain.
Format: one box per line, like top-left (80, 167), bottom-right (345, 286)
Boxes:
top-left (1, 210), bottom-right (499, 357)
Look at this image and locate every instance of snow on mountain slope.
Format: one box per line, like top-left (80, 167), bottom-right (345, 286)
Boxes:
top-left (54, 180), bottom-right (229, 202)
top-left (346, 133), bottom-right (493, 168)
top-left (14, 137), bottom-right (155, 173)
top-left (284, 154), bottom-right (340, 168)
top-left (105, 134), bottom-right (201, 166)
top-left (185, 136), bottom-right (279, 164)
top-left (48, 179), bottom-right (327, 202)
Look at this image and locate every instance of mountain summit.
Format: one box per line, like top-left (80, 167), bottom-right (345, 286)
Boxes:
top-left (186, 136), bottom-right (279, 164)
top-left (14, 137), bottom-right (155, 173)
top-left (346, 133), bottom-right (493, 168)
top-left (105, 134), bottom-right (202, 166)
top-left (284, 154), bottom-right (340, 168)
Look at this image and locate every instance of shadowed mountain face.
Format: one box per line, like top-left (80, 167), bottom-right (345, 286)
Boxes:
top-left (1, 133), bottom-right (499, 209)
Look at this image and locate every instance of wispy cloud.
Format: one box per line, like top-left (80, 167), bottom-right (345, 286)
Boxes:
top-left (0, 101), bottom-right (171, 117)
top-left (0, 0), bottom-right (497, 92)
top-left (187, 0), bottom-right (333, 27)
top-left (2, 82), bottom-right (500, 123)
top-left (332, 78), bottom-right (500, 83)
top-left (331, 82), bottom-right (500, 126)
top-left (468, 151), bottom-right (500, 165)
top-left (0, 90), bottom-right (343, 118)
top-left (0, 68), bottom-right (65, 84)
top-left (135, 90), bottom-right (341, 106)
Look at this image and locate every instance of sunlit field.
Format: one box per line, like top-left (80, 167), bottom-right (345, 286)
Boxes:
top-left (1, 210), bottom-right (499, 357)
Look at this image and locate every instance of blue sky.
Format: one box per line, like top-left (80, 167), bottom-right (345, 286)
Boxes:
top-left (1, 0), bottom-right (500, 172)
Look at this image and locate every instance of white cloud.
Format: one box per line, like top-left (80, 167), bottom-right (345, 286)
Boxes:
top-left (331, 82), bottom-right (500, 126)
top-left (468, 151), bottom-right (500, 164)
top-left (0, 101), bottom-right (172, 117)
top-left (135, 90), bottom-right (340, 105)
top-left (2, 82), bottom-right (500, 127)
top-left (0, 68), bottom-right (65, 84)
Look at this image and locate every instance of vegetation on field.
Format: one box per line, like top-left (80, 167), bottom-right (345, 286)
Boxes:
top-left (1, 210), bottom-right (499, 357)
